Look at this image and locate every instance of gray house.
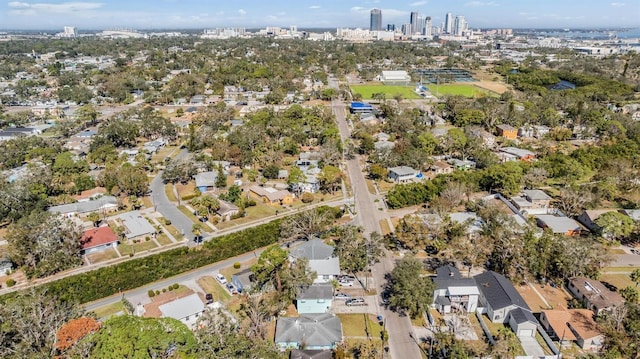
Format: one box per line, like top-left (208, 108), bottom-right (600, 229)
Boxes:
top-left (275, 314), bottom-right (343, 351)
top-left (387, 166), bottom-right (417, 183)
top-left (290, 239), bottom-right (340, 284)
top-left (475, 271), bottom-right (538, 337)
top-left (296, 284), bottom-right (333, 314)
top-left (231, 268), bottom-right (254, 293)
top-left (432, 265), bottom-right (480, 314)
top-left (48, 195), bottom-right (118, 218)
top-left (194, 171), bottom-right (218, 192)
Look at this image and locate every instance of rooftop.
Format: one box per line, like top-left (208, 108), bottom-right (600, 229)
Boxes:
top-left (536, 215), bottom-right (582, 234)
top-left (475, 271), bottom-right (530, 311)
top-left (388, 166), bottom-right (417, 176)
top-left (523, 189), bottom-right (551, 201)
top-left (118, 210), bottom-right (156, 239)
top-left (158, 293), bottom-right (205, 320)
top-left (297, 284), bottom-right (333, 300)
top-left (290, 238), bottom-right (334, 260)
top-left (569, 277), bottom-right (625, 310)
top-left (80, 226), bottom-right (118, 250)
top-left (275, 314), bottom-right (342, 348)
top-left (542, 309), bottom-right (601, 341)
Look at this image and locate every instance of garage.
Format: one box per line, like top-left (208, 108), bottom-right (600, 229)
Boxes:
top-left (518, 329), bottom-right (534, 337)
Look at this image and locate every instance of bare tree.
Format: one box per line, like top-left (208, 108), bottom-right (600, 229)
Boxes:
top-left (279, 208), bottom-right (333, 244)
top-left (555, 186), bottom-right (593, 217)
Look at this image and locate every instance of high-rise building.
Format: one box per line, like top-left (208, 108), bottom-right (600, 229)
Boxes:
top-left (63, 26), bottom-right (77, 38)
top-left (387, 24), bottom-right (396, 31)
top-left (454, 15), bottom-right (467, 36)
top-left (424, 16), bottom-right (432, 36)
top-left (410, 11), bottom-right (419, 34)
top-left (444, 12), bottom-right (453, 34)
top-left (370, 9), bottom-right (382, 31)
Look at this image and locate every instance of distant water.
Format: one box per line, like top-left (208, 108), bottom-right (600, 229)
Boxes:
top-left (518, 28), bottom-right (640, 40)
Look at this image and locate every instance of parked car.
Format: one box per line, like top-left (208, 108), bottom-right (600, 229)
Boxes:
top-left (334, 292), bottom-right (351, 300)
top-left (226, 283), bottom-right (238, 294)
top-left (338, 275), bottom-right (356, 281)
top-left (215, 274), bottom-right (227, 285)
top-left (339, 279), bottom-right (354, 287)
top-left (346, 297), bottom-right (367, 306)
top-left (205, 293), bottom-right (213, 304)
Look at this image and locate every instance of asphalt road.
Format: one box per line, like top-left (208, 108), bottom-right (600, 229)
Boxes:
top-left (149, 149), bottom-right (196, 245)
top-left (330, 80), bottom-right (422, 359)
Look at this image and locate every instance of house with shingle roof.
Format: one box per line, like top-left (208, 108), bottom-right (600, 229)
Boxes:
top-left (540, 309), bottom-right (603, 351)
top-left (275, 314), bottom-right (342, 351)
top-left (290, 238), bottom-right (340, 284)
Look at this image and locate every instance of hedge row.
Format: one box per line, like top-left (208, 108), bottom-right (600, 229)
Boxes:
top-left (4, 220), bottom-right (282, 304)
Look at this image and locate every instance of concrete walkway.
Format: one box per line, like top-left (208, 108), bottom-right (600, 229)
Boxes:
top-left (519, 336), bottom-right (546, 358)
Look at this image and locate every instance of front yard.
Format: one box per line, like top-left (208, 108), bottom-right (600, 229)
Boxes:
top-left (196, 276), bottom-right (231, 303)
top-left (118, 239), bottom-right (159, 256)
top-left (337, 313), bottom-right (384, 338)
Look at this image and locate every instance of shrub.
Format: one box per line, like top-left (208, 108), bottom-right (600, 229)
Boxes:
top-left (173, 283), bottom-right (179, 290)
top-left (301, 192), bottom-right (314, 203)
top-left (148, 290), bottom-right (155, 297)
top-left (162, 288), bottom-right (166, 293)
top-left (145, 236), bottom-right (150, 242)
top-left (155, 290), bottom-right (160, 295)
top-left (233, 262), bottom-right (241, 269)
top-left (164, 218), bottom-right (171, 225)
top-left (6, 279), bottom-right (16, 287)
top-left (168, 285), bottom-right (174, 291)
top-left (129, 253), bottom-right (134, 257)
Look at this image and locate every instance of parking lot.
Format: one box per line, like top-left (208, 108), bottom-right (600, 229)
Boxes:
top-left (332, 294), bottom-right (379, 314)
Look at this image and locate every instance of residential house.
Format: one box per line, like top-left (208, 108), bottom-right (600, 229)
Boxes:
top-left (80, 226), bottom-right (119, 254)
top-left (387, 166), bottom-right (418, 183)
top-left (142, 138), bottom-right (166, 153)
top-left (217, 200), bottom-right (239, 221)
top-left (74, 187), bottom-right (107, 202)
top-left (275, 314), bottom-right (343, 351)
top-left (577, 209), bottom-right (617, 231)
top-left (158, 293), bottom-right (205, 329)
top-left (48, 195), bottom-right (118, 218)
top-left (430, 161), bottom-right (454, 176)
top-left (449, 212), bottom-right (484, 235)
top-left (374, 140), bottom-right (395, 151)
top-left (475, 271), bottom-right (538, 337)
top-left (499, 147), bottom-right (536, 162)
top-left (540, 309), bottom-right (603, 351)
top-left (511, 189), bottom-right (552, 212)
top-left (519, 125), bottom-right (550, 139)
top-left (535, 215), bottom-right (582, 236)
top-left (296, 284), bottom-right (333, 314)
top-left (249, 185), bottom-right (294, 206)
top-left (0, 257), bottom-right (13, 276)
top-left (448, 158), bottom-right (476, 170)
top-left (289, 349), bottom-right (333, 359)
top-left (289, 238), bottom-right (341, 284)
top-left (0, 127), bottom-right (38, 142)
top-left (469, 128), bottom-right (496, 148)
top-left (231, 268), bottom-right (254, 293)
top-left (118, 210), bottom-right (156, 239)
top-left (621, 209), bottom-right (640, 221)
top-left (496, 124), bottom-right (518, 140)
top-left (432, 265), bottom-right (480, 314)
top-left (567, 277), bottom-right (625, 315)
top-left (194, 171), bottom-right (218, 192)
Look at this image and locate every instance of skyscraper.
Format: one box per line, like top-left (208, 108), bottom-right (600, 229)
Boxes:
top-left (454, 15), bottom-right (467, 36)
top-left (444, 12), bottom-right (453, 34)
top-left (370, 9), bottom-right (382, 31)
top-left (410, 11), bottom-right (419, 34)
top-left (424, 16), bottom-right (432, 36)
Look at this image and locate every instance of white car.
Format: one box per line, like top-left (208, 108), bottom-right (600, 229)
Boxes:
top-left (339, 279), bottom-right (354, 287)
top-left (215, 274), bottom-right (227, 285)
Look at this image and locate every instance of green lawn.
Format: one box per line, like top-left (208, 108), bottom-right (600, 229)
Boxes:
top-left (338, 314), bottom-right (384, 338)
top-left (165, 184), bottom-right (177, 202)
top-left (197, 276), bottom-right (231, 302)
top-left (177, 206), bottom-right (213, 233)
top-left (118, 240), bottom-right (159, 256)
top-left (91, 301), bottom-right (124, 320)
top-left (156, 233), bottom-right (173, 245)
top-left (350, 84), bottom-right (423, 100)
top-left (428, 83), bottom-right (488, 98)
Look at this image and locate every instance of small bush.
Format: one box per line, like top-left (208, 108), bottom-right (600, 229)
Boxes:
top-left (172, 283), bottom-right (179, 290)
top-left (168, 285), bottom-right (174, 291)
top-left (6, 279), bottom-right (16, 287)
top-left (301, 192), bottom-right (314, 203)
top-left (129, 253), bottom-right (134, 257)
top-left (162, 288), bottom-right (166, 293)
top-left (155, 290), bottom-right (160, 295)
top-left (233, 262), bottom-right (241, 269)
top-left (164, 218), bottom-right (171, 225)
top-left (148, 290), bottom-right (155, 297)
top-left (145, 236), bottom-right (150, 242)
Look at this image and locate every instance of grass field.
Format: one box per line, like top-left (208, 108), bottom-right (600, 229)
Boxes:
top-left (428, 83), bottom-right (489, 97)
top-left (350, 84), bottom-right (422, 100)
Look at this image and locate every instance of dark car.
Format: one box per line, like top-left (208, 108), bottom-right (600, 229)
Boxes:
top-left (205, 293), bottom-right (213, 303)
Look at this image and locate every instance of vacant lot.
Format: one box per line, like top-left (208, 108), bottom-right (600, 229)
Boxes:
top-left (350, 84), bottom-right (422, 100)
top-left (517, 284), bottom-right (571, 311)
top-left (337, 313), bottom-right (384, 338)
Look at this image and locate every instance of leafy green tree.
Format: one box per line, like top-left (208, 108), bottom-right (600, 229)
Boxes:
top-left (87, 212), bottom-right (102, 227)
top-left (81, 315), bottom-right (196, 358)
top-left (480, 162), bottom-right (524, 196)
top-left (595, 211), bottom-right (636, 241)
top-left (335, 227), bottom-right (384, 273)
top-left (219, 185), bottom-right (242, 204)
top-left (99, 117), bottom-right (139, 148)
top-left (368, 163), bottom-right (387, 181)
top-left (215, 164), bottom-right (227, 188)
top-left (386, 256), bottom-right (435, 318)
top-left (319, 165), bottom-right (342, 194)
top-left (631, 269), bottom-right (640, 288)
top-left (251, 245), bottom-right (289, 292)
top-left (262, 164), bottom-right (280, 179)
top-left (75, 104), bottom-right (99, 125)
top-left (116, 163), bottom-right (148, 196)
top-left (7, 211), bottom-right (83, 278)
top-left (619, 286), bottom-right (639, 303)
top-left (162, 157), bottom-right (197, 184)
top-left (0, 288), bottom-right (83, 359)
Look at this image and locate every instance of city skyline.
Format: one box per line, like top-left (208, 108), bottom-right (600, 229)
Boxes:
top-left (0, 0), bottom-right (638, 30)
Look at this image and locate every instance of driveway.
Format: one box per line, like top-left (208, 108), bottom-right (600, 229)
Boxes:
top-left (519, 336), bottom-right (546, 358)
top-left (331, 295), bottom-right (378, 314)
top-left (149, 168), bottom-right (195, 245)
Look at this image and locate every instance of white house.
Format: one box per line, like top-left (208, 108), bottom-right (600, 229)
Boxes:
top-left (432, 265), bottom-right (479, 314)
top-left (158, 293), bottom-right (205, 329)
top-left (290, 239), bottom-right (340, 284)
top-left (387, 166), bottom-right (417, 183)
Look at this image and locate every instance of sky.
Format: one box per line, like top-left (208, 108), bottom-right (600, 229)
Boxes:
top-left (0, 0), bottom-right (638, 30)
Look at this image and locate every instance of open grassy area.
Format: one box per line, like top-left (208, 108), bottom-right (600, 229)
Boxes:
top-left (216, 203), bottom-right (279, 230)
top-left (164, 184), bottom-right (177, 202)
top-left (177, 206), bottom-right (213, 232)
top-left (176, 181), bottom-right (198, 201)
top-left (429, 83), bottom-right (489, 98)
top-left (91, 301), bottom-right (124, 320)
top-left (338, 313), bottom-right (384, 338)
top-left (600, 273), bottom-right (637, 301)
top-left (197, 276), bottom-right (231, 302)
top-left (350, 84), bottom-right (423, 100)
top-left (118, 240), bottom-right (159, 256)
top-left (86, 248), bottom-right (120, 263)
top-left (156, 233), bottom-right (173, 245)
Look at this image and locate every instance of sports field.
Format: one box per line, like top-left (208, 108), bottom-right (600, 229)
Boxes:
top-left (427, 83), bottom-right (490, 97)
top-left (350, 85), bottom-right (423, 100)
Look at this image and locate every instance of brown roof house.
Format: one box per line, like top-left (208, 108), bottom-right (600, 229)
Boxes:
top-left (568, 277), bottom-right (625, 315)
top-left (249, 185), bottom-right (294, 206)
top-left (540, 309), bottom-right (604, 351)
top-left (80, 226), bottom-right (119, 254)
top-left (496, 124), bottom-right (518, 141)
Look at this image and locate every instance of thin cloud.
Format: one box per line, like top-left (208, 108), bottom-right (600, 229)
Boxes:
top-left (610, 2), bottom-right (625, 7)
top-left (8, 1), bottom-right (103, 15)
top-left (309, 5), bottom-right (321, 9)
top-left (410, 1), bottom-right (427, 6)
top-left (237, 8), bottom-right (246, 15)
top-left (465, 1), bottom-right (499, 7)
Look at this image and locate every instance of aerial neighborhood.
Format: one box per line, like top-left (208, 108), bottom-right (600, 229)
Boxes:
top-left (0, 5), bottom-right (640, 359)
